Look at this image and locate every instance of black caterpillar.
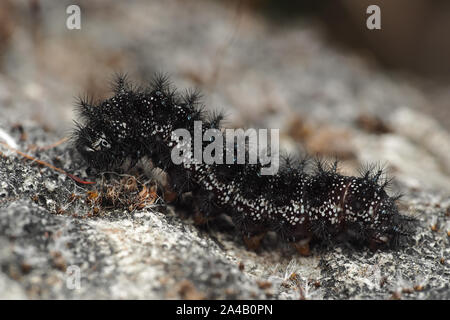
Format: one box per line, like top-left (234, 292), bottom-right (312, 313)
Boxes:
top-left (73, 75), bottom-right (412, 251)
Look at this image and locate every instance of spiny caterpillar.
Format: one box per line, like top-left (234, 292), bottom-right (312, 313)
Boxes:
top-left (73, 74), bottom-right (412, 252)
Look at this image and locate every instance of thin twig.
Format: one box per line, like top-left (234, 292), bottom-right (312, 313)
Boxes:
top-left (0, 141), bottom-right (95, 185)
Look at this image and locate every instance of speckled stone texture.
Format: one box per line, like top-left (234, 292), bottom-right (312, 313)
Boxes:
top-left (0, 122), bottom-right (448, 300)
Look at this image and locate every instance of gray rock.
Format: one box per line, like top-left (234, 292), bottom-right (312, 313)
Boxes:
top-left (0, 123), bottom-right (448, 300)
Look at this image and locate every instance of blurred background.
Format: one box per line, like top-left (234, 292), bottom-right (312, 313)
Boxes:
top-left (0, 0), bottom-right (450, 192)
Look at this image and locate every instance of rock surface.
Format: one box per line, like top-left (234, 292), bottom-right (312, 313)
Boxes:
top-left (0, 0), bottom-right (449, 300)
top-left (0, 122), bottom-right (449, 300)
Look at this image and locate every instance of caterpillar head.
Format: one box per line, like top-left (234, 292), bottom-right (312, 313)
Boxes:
top-left (73, 84), bottom-right (139, 171)
top-left (74, 124), bottom-right (119, 170)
